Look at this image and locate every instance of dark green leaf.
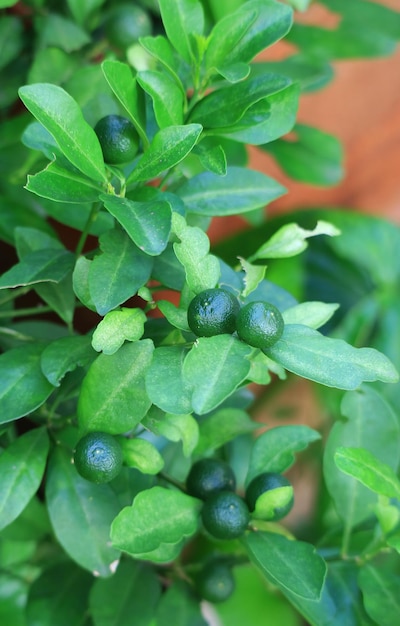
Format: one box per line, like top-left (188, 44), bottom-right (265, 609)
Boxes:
top-left (40, 335), bottom-right (95, 386)
top-left (89, 559), bottom-right (161, 626)
top-left (18, 84), bottom-right (107, 182)
top-left (26, 163), bottom-right (102, 203)
top-left (46, 446), bottom-right (121, 577)
top-left (35, 271), bottom-right (76, 324)
top-left (195, 408), bottom-right (257, 455)
top-left (156, 581), bottom-right (207, 626)
top-left (158, 0), bottom-right (204, 63)
top-left (145, 345), bottom-right (193, 414)
top-left (77, 340), bottom-right (154, 434)
top-left (0, 571), bottom-right (27, 626)
top-left (127, 124), bottom-right (202, 183)
top-left (0, 249), bottom-right (75, 289)
top-left (243, 532), bottom-right (326, 600)
top-left (137, 70), bottom-right (184, 128)
top-left (358, 563), bottom-right (400, 626)
top-left (0, 428), bottom-right (49, 531)
top-left (0, 344), bottom-right (55, 423)
top-left (101, 195), bottom-right (172, 256)
top-left (0, 15), bottom-right (24, 71)
top-left (67, 0), bottom-right (106, 26)
top-left (176, 166), bottom-right (286, 216)
top-left (27, 47), bottom-right (78, 85)
top-left (265, 325), bottom-right (399, 389)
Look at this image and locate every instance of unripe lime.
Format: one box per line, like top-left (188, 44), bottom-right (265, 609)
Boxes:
top-left (94, 114), bottom-right (140, 165)
top-left (187, 288), bottom-right (240, 338)
top-left (236, 301), bottom-right (284, 349)
top-left (195, 560), bottom-right (235, 603)
top-left (245, 472), bottom-right (294, 521)
top-left (186, 458), bottom-right (236, 500)
top-left (106, 4), bottom-right (152, 50)
top-left (201, 491), bottom-right (250, 540)
top-left (74, 431), bottom-right (123, 484)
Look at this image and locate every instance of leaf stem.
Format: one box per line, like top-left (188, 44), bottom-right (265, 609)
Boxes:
top-left (159, 471), bottom-right (187, 493)
top-left (0, 304), bottom-right (53, 319)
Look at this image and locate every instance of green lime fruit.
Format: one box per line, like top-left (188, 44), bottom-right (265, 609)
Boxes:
top-left (186, 458), bottom-right (236, 500)
top-left (94, 114), bottom-right (140, 165)
top-left (74, 431), bottom-right (123, 484)
top-left (201, 491), bottom-right (250, 540)
top-left (236, 301), bottom-right (284, 349)
top-left (196, 560), bottom-right (235, 603)
top-left (187, 288), bottom-right (240, 338)
top-left (106, 4), bottom-right (152, 50)
top-left (245, 472), bottom-right (294, 521)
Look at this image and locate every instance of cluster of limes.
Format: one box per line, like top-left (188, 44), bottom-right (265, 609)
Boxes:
top-left (187, 287), bottom-right (285, 349)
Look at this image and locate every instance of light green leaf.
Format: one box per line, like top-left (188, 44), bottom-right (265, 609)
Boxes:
top-left (282, 301), bottom-right (339, 329)
top-left (37, 13), bottom-right (91, 53)
top-left (72, 256), bottom-right (97, 312)
top-left (193, 140), bottom-right (227, 176)
top-left (139, 36), bottom-right (185, 95)
top-left (92, 308), bottom-right (147, 355)
top-left (177, 166), bottom-right (286, 216)
top-left (239, 257), bottom-right (266, 298)
top-left (145, 345), bottom-right (193, 415)
top-left (243, 532), bottom-right (326, 600)
top-left (172, 213), bottom-right (220, 293)
top-left (265, 325), bottom-right (399, 389)
top-left (78, 340), bottom-right (154, 434)
top-left (157, 300), bottom-right (191, 331)
top-left (18, 84), bottom-right (107, 182)
top-left (246, 425), bottom-right (321, 485)
top-left (137, 70), bottom-right (184, 128)
top-left (46, 447), bottom-right (121, 577)
top-left (26, 162), bottom-right (101, 204)
top-left (121, 438), bottom-right (164, 475)
top-left (334, 447), bottom-right (400, 500)
top-left (143, 411), bottom-right (199, 458)
top-left (251, 221), bottom-right (340, 260)
top-left (158, 0), bottom-right (204, 63)
top-left (195, 408), bottom-right (257, 455)
top-left (101, 195), bottom-right (172, 256)
top-left (183, 335), bottom-right (253, 414)
top-left (0, 428), bottom-right (49, 531)
top-left (40, 335), bottom-right (95, 386)
top-left (205, 8), bottom-right (257, 72)
top-left (0, 249), bottom-right (75, 289)
top-left (0, 344), bottom-right (55, 424)
top-left (127, 124), bottom-right (202, 184)
top-left (110, 486), bottom-right (202, 562)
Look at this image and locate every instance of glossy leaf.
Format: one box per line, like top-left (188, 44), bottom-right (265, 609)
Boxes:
top-left (139, 36), bottom-right (185, 94)
top-left (0, 428), bottom-right (49, 531)
top-left (0, 248), bottom-right (75, 289)
top-left (158, 0), bottom-right (204, 63)
top-left (0, 344), bottom-right (55, 424)
top-left (18, 84), bottom-right (107, 182)
top-left (110, 486), bottom-right (202, 562)
top-left (205, 8), bottom-right (257, 72)
top-left (26, 562), bottom-right (93, 626)
top-left (246, 425), bottom-right (321, 485)
top-left (195, 408), bottom-right (257, 455)
top-left (143, 410), bottom-right (199, 458)
top-left (358, 563), bottom-right (400, 626)
top-left (89, 559), bottom-right (161, 626)
top-left (243, 532), bottom-right (326, 600)
top-left (26, 162), bottom-right (102, 204)
top-left (40, 335), bottom-right (95, 386)
top-left (176, 167), bottom-right (286, 216)
top-left (46, 446), bottom-right (121, 577)
top-left (334, 447), bottom-right (400, 499)
top-left (121, 438), bottom-right (164, 475)
top-left (172, 213), bottom-right (220, 293)
top-left (183, 335), bottom-right (253, 414)
top-left (193, 140), bottom-right (227, 176)
top-left (88, 228), bottom-right (153, 315)
top-left (138, 70), bottom-right (184, 128)
top-left (265, 325), bottom-right (399, 389)
top-left (251, 221), bottom-right (340, 260)
top-left (77, 340), bottom-right (154, 434)
top-left (323, 387), bottom-right (400, 530)
top-left (282, 301), bottom-right (339, 329)
top-left (101, 60), bottom-right (147, 147)
top-left (127, 124), bottom-right (202, 183)
top-left (91, 308), bottom-right (147, 355)
top-left (101, 194), bottom-right (172, 256)
top-left (145, 345), bottom-right (193, 414)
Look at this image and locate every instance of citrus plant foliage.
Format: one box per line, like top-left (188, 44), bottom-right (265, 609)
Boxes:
top-left (1, 0), bottom-right (400, 625)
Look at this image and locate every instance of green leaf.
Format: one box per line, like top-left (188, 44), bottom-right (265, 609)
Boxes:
top-left (67, 0), bottom-right (106, 26)
top-left (46, 446), bottom-right (121, 577)
top-left (145, 345), bottom-right (193, 414)
top-left (251, 221), bottom-right (340, 260)
top-left (0, 571), bottom-right (28, 626)
top-left (189, 74), bottom-right (290, 128)
top-left (72, 256), bottom-right (97, 312)
top-left (358, 564), bottom-right (400, 626)
top-left (26, 162), bottom-right (102, 204)
top-left (0, 249), bottom-right (75, 289)
top-left (40, 335), bottom-right (95, 386)
top-left (138, 70), bottom-right (184, 128)
top-left (246, 425), bottom-right (321, 485)
top-left (0, 15), bottom-right (24, 71)
top-left (92, 308), bottom-right (147, 355)
top-left (89, 559), bottom-right (161, 626)
top-left (264, 124), bottom-right (344, 186)
top-left (157, 300), bottom-right (191, 331)
top-left (334, 447), bottom-right (400, 500)
top-left (0, 428), bottom-right (49, 531)
top-left (37, 13), bottom-right (91, 52)
top-left (176, 167), bottom-right (286, 216)
top-left (158, 0), bottom-right (204, 63)
top-left (239, 258), bottom-right (266, 298)
top-left (243, 532), bottom-right (326, 600)
top-left (323, 386), bottom-right (400, 530)
top-left (143, 410), bottom-right (199, 458)
top-left (121, 438), bottom-right (164, 475)
top-left (101, 60), bottom-right (148, 148)
top-left (26, 562), bottom-right (93, 626)
top-left (205, 8), bottom-right (257, 73)
top-left (110, 486), bottom-right (202, 562)
top-left (18, 84), bottom-right (107, 182)
top-left (282, 301), bottom-right (339, 329)
top-left (193, 140), bottom-right (227, 176)
top-left (139, 36), bottom-right (185, 94)
top-left (156, 581), bottom-right (207, 626)
top-left (172, 213), bottom-right (220, 293)
top-left (78, 340), bottom-right (154, 434)
top-left (265, 325), bottom-right (399, 389)
top-left (195, 408), bottom-right (257, 455)
top-left (183, 335), bottom-right (253, 414)
top-left (101, 195), bottom-right (172, 256)
top-left (127, 124), bottom-right (202, 184)
top-left (88, 228), bottom-right (153, 315)
top-left (0, 344), bottom-right (55, 424)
